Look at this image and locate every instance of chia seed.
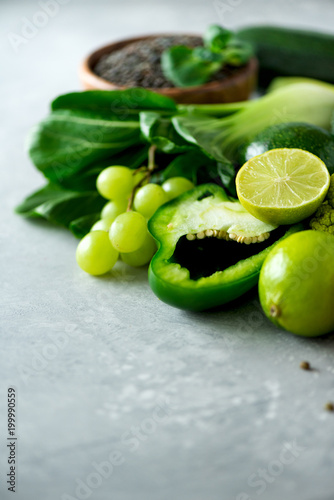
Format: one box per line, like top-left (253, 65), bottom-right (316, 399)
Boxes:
top-left (94, 35), bottom-right (240, 88)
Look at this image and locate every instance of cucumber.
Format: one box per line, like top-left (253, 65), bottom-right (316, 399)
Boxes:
top-left (237, 26), bottom-right (334, 87)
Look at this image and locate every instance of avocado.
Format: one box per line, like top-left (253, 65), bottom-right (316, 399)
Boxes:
top-left (238, 122), bottom-right (334, 174)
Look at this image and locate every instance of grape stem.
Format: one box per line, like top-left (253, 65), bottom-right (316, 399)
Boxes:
top-left (147, 144), bottom-right (157, 172)
top-left (127, 145), bottom-right (157, 212)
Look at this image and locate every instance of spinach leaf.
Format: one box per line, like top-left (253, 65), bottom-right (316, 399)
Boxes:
top-left (52, 89), bottom-right (177, 115)
top-left (159, 150), bottom-right (214, 183)
top-left (140, 112), bottom-right (195, 153)
top-left (60, 144), bottom-right (149, 191)
top-left (16, 183), bottom-right (105, 230)
top-left (161, 46), bottom-right (222, 88)
top-left (172, 114), bottom-right (237, 194)
top-left (69, 214), bottom-right (100, 238)
top-left (16, 183), bottom-right (75, 216)
top-left (216, 162), bottom-right (237, 196)
top-left (152, 149), bottom-right (236, 195)
top-left (105, 143), bottom-right (149, 169)
top-left (172, 113), bottom-right (232, 161)
top-left (27, 109), bottom-right (143, 182)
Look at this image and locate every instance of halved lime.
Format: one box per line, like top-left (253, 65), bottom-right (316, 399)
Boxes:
top-left (236, 148), bottom-right (330, 225)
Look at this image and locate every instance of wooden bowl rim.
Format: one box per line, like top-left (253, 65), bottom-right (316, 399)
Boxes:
top-left (79, 33), bottom-right (258, 95)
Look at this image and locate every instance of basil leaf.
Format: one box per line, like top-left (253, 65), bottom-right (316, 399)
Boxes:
top-left (224, 40), bottom-right (254, 66)
top-left (52, 89), bottom-right (177, 115)
top-left (192, 47), bottom-right (225, 63)
top-left (140, 112), bottom-right (194, 153)
top-left (27, 109), bottom-right (142, 182)
top-left (161, 46), bottom-right (222, 87)
top-left (203, 25), bottom-right (233, 53)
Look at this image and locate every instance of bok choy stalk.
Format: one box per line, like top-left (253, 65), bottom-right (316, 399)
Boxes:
top-left (173, 81), bottom-right (334, 163)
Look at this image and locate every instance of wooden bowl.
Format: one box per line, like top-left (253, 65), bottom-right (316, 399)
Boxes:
top-left (79, 34), bottom-right (258, 104)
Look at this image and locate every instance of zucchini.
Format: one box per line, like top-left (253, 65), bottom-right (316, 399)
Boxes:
top-left (237, 26), bottom-right (334, 87)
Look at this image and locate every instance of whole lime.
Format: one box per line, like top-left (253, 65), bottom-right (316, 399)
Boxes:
top-left (259, 230), bottom-right (334, 336)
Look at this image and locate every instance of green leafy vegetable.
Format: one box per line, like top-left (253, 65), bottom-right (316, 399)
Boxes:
top-left (215, 162), bottom-right (237, 196)
top-left (161, 46), bottom-right (223, 88)
top-left (69, 214), bottom-right (101, 238)
top-left (223, 40), bottom-right (254, 66)
top-left (16, 183), bottom-right (105, 234)
top-left (203, 25), bottom-right (232, 53)
top-left (52, 88), bottom-right (177, 114)
top-left (177, 99), bottom-right (251, 117)
top-left (16, 183), bottom-right (75, 216)
top-left (60, 145), bottom-right (150, 191)
top-left (139, 112), bottom-right (195, 153)
top-left (155, 150), bottom-right (236, 195)
top-left (22, 78), bottom-right (334, 237)
top-left (161, 24), bottom-right (253, 87)
top-left (149, 150), bottom-right (212, 185)
top-left (27, 89), bottom-right (177, 185)
top-left (173, 81), bottom-right (334, 162)
top-left (27, 109), bottom-right (142, 183)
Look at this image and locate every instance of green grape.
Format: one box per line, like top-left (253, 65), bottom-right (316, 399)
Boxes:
top-left (96, 166), bottom-right (133, 200)
top-left (91, 219), bottom-right (111, 232)
top-left (162, 177), bottom-right (195, 200)
top-left (101, 199), bottom-right (128, 223)
top-left (133, 184), bottom-right (168, 219)
top-left (76, 231), bottom-right (119, 275)
top-left (121, 233), bottom-right (157, 267)
top-left (109, 211), bottom-right (147, 253)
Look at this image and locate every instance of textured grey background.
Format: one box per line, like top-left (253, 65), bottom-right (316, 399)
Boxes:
top-left (1, 0), bottom-right (334, 499)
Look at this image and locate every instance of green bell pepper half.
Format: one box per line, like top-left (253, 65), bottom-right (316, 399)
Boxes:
top-left (148, 184), bottom-right (302, 311)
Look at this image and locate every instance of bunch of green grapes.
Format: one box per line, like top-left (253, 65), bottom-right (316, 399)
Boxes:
top-left (76, 165), bottom-right (194, 275)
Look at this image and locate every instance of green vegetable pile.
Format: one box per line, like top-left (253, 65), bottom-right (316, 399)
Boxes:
top-left (17, 78), bottom-right (334, 235)
top-left (17, 89), bottom-right (225, 237)
top-left (17, 24), bottom-right (334, 336)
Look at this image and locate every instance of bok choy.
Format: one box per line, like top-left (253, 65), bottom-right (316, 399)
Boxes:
top-left (173, 80), bottom-right (334, 164)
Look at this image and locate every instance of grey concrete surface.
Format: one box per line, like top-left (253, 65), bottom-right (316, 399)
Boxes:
top-left (1, 0), bottom-right (334, 499)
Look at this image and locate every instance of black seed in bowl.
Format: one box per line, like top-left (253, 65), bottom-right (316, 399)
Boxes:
top-left (94, 35), bottom-right (241, 88)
